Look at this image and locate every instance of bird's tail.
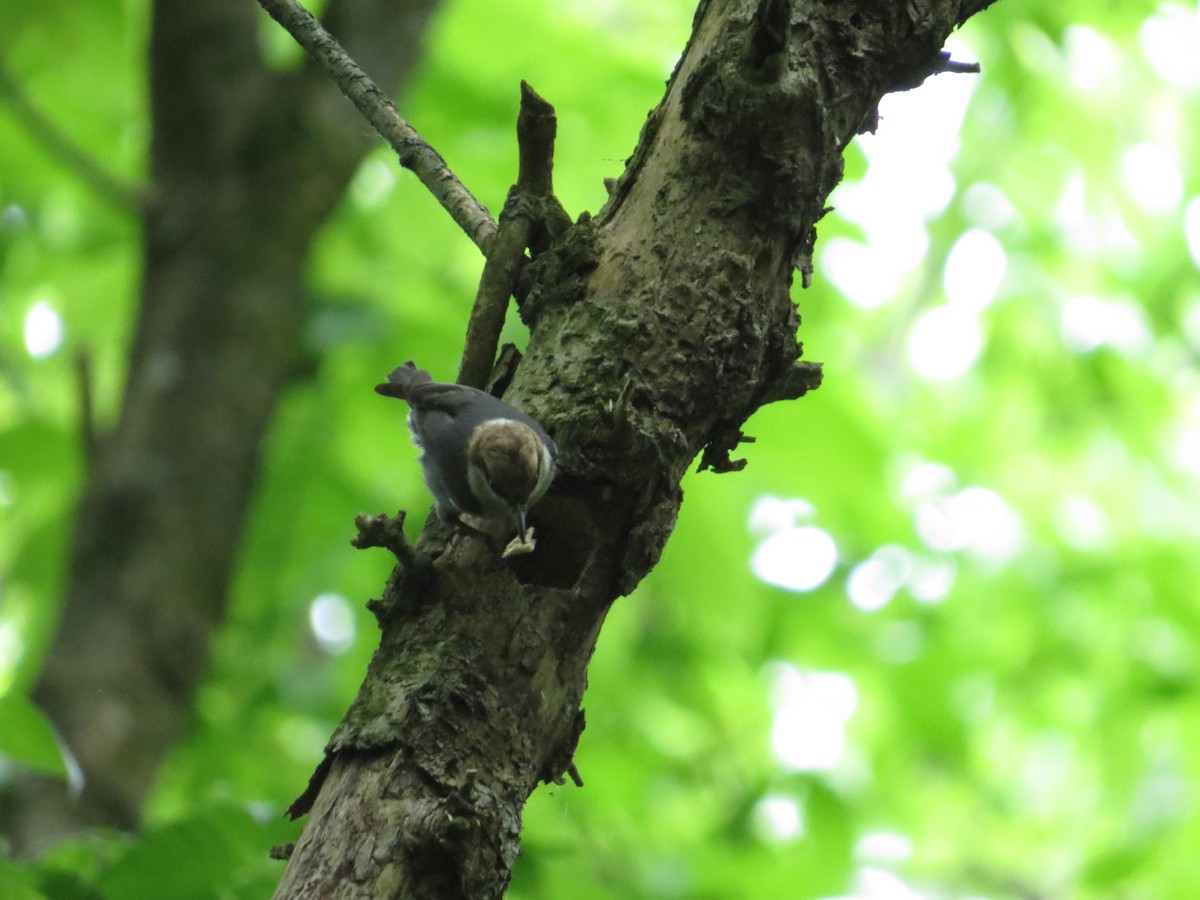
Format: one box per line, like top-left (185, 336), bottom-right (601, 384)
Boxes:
top-left (374, 361), bottom-right (432, 400)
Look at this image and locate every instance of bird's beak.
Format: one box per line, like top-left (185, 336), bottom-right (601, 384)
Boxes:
top-left (516, 508), bottom-right (528, 543)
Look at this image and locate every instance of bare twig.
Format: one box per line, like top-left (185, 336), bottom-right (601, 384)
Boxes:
top-left (931, 50), bottom-right (981, 75)
top-left (74, 348), bottom-right (98, 466)
top-left (758, 360), bottom-right (824, 404)
top-left (457, 82), bottom-right (563, 388)
top-left (0, 53), bottom-right (141, 212)
top-left (457, 206), bottom-right (532, 388)
top-left (512, 81), bottom-right (559, 201)
top-left (256, 0), bottom-right (497, 253)
top-left (351, 511), bottom-right (415, 564)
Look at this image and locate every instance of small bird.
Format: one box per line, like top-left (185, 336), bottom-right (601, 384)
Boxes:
top-left (375, 362), bottom-right (556, 549)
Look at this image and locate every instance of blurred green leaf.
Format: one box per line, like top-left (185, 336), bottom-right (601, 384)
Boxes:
top-left (95, 806), bottom-right (289, 900)
top-left (0, 862), bottom-right (47, 900)
top-left (0, 692), bottom-right (67, 778)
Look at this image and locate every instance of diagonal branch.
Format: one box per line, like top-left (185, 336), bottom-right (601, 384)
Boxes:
top-left (0, 53), bottom-right (141, 212)
top-left (256, 0), bottom-right (497, 253)
top-left (931, 49), bottom-right (981, 74)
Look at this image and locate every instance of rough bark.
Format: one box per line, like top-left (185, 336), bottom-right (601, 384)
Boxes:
top-left (275, 0), bottom-right (996, 897)
top-left (0, 0), bottom-right (440, 854)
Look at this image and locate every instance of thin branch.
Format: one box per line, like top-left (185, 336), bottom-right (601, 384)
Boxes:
top-left (758, 360), bottom-right (824, 404)
top-left (0, 53), bottom-right (141, 212)
top-left (457, 82), bottom-right (563, 388)
top-left (74, 348), bottom-right (98, 467)
top-left (351, 510), bottom-right (416, 564)
top-left (457, 206), bottom-right (532, 387)
top-left (256, 0), bottom-right (497, 254)
top-left (512, 81), bottom-right (559, 200)
top-left (931, 49), bottom-right (981, 75)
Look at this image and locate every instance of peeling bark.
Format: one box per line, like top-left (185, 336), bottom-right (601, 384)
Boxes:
top-left (276, 0), bottom-right (996, 896)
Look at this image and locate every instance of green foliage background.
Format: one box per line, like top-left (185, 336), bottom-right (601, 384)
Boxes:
top-left (3, 0), bottom-right (1200, 896)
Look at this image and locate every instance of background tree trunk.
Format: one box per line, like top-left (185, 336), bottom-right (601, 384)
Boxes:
top-left (0, 0), bottom-right (441, 855)
top-left (274, 0), bottom-right (995, 896)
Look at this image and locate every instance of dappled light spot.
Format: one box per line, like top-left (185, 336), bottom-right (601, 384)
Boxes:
top-left (905, 305), bottom-right (982, 381)
top-left (823, 38), bottom-right (976, 309)
top-left (856, 831), bottom-right (913, 865)
top-left (907, 555), bottom-right (956, 603)
top-left (847, 866), bottom-right (926, 900)
top-left (23, 301), bottom-right (63, 359)
top-left (1060, 294), bottom-right (1151, 353)
top-left (1121, 142), bottom-right (1183, 214)
top-left (748, 496), bottom-right (837, 593)
top-left (1054, 495), bottom-right (1114, 551)
top-left (1048, 168), bottom-right (1145, 270)
top-left (1140, 4), bottom-right (1200, 89)
top-left (1, 204), bottom-right (28, 231)
top-left (1064, 25), bottom-right (1122, 93)
top-left (950, 675), bottom-right (997, 724)
top-left (276, 716), bottom-right (332, 766)
top-left (1184, 197), bottom-right (1200, 267)
top-left (766, 662), bottom-right (857, 772)
top-left (821, 237), bottom-right (900, 309)
top-left (857, 43), bottom-right (974, 213)
top-left (846, 545), bottom-right (913, 612)
top-left (349, 155), bottom-right (397, 210)
top-left (0, 618), bottom-right (24, 694)
top-left (1132, 618), bottom-right (1192, 686)
top-left (752, 794), bottom-right (805, 843)
top-left (961, 182), bottom-right (1017, 231)
top-left (747, 495), bottom-right (816, 533)
top-left (640, 859), bottom-right (689, 899)
top-left (943, 228), bottom-right (1007, 311)
top-left (308, 592), bottom-right (356, 655)
top-left (842, 834), bottom-right (920, 900)
top-left (897, 459), bottom-right (957, 505)
top-left (751, 527), bottom-right (838, 593)
top-left (1054, 171), bottom-right (1088, 232)
top-left (991, 731), bottom-right (1091, 819)
top-left (1186, 298), bottom-right (1200, 350)
top-left (1171, 426), bottom-right (1200, 480)
top-left (915, 486), bottom-right (1022, 564)
top-left (892, 461), bottom-right (966, 594)
top-left (847, 546), bottom-right (954, 649)
top-left (1129, 757), bottom-right (1190, 833)
top-left (873, 621), bottom-right (925, 665)
top-left (633, 695), bottom-right (708, 760)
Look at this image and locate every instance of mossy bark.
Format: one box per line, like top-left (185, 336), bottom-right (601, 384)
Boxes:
top-left (275, 0), bottom-right (995, 896)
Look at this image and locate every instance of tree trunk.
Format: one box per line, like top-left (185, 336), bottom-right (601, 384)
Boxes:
top-left (275, 0), bottom-right (995, 896)
top-left (0, 0), bottom-right (440, 855)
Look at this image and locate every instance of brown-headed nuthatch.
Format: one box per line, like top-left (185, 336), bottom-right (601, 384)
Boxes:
top-left (375, 362), bottom-right (556, 549)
